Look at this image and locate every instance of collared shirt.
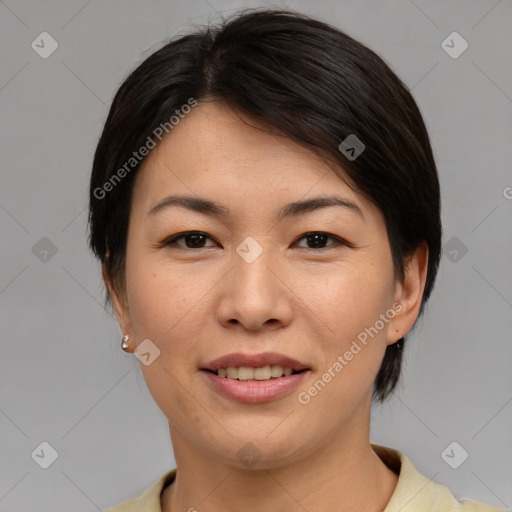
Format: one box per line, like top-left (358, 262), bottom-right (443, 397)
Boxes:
top-left (105, 443), bottom-right (506, 511)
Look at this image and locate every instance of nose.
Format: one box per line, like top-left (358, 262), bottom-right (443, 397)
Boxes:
top-left (215, 243), bottom-right (294, 332)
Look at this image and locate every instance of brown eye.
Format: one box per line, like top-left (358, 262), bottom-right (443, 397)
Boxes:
top-left (294, 232), bottom-right (348, 250)
top-left (160, 231), bottom-right (350, 251)
top-left (162, 231), bottom-right (217, 249)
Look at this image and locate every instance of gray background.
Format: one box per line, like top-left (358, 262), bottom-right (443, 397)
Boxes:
top-left (1, 0), bottom-right (511, 510)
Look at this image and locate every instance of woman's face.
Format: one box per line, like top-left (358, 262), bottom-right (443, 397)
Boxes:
top-left (109, 101), bottom-right (422, 468)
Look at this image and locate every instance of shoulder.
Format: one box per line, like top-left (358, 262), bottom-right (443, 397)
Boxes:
top-left (104, 469), bottom-right (176, 512)
top-left (371, 443), bottom-right (507, 512)
top-left (457, 500), bottom-right (508, 512)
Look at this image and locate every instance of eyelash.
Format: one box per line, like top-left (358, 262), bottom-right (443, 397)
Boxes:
top-left (159, 231), bottom-right (352, 252)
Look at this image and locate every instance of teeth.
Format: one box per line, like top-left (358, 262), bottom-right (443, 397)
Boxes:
top-left (226, 367), bottom-right (238, 379)
top-left (270, 365), bottom-right (283, 377)
top-left (216, 365), bottom-right (296, 380)
top-left (238, 366), bottom-right (254, 380)
top-left (254, 366), bottom-right (271, 380)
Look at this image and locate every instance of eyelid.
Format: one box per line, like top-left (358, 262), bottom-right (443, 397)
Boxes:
top-left (293, 232), bottom-right (353, 249)
top-left (160, 231), bottom-right (217, 248)
top-left (159, 231), bottom-right (353, 250)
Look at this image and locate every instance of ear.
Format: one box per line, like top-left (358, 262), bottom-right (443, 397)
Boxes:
top-left (102, 262), bottom-right (133, 337)
top-left (386, 241), bottom-right (429, 345)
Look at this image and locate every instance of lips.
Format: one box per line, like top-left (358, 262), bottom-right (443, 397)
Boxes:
top-left (201, 352), bottom-right (310, 372)
top-left (200, 352), bottom-right (311, 403)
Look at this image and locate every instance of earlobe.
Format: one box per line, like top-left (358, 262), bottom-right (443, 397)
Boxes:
top-left (387, 241), bottom-right (429, 345)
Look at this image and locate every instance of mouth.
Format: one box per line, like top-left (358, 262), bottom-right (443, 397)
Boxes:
top-left (201, 351), bottom-right (310, 379)
top-left (200, 352), bottom-right (311, 403)
top-left (202, 365), bottom-right (308, 381)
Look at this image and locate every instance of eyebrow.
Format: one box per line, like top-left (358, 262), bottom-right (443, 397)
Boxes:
top-left (148, 194), bottom-right (365, 221)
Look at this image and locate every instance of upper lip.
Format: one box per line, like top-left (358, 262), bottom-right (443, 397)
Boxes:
top-left (202, 352), bottom-right (310, 372)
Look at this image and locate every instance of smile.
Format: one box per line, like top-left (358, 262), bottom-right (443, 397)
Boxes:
top-left (212, 365), bottom-right (300, 381)
top-left (200, 351), bottom-right (311, 403)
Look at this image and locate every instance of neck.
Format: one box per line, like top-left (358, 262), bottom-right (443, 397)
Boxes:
top-left (162, 402), bottom-right (398, 512)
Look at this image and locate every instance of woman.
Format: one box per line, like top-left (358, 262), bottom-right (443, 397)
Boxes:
top-left (88, 8), bottom-right (504, 512)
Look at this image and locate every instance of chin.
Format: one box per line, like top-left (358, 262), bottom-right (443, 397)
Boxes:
top-left (205, 429), bottom-right (312, 470)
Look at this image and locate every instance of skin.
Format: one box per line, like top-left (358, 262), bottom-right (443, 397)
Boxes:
top-left (105, 101), bottom-right (428, 512)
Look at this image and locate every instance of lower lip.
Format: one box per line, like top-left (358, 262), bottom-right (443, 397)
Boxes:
top-left (201, 370), bottom-right (309, 403)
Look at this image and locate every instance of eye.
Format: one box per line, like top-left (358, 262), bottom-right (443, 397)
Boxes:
top-left (160, 231), bottom-right (217, 249)
top-left (293, 231), bottom-right (349, 251)
top-left (159, 231), bottom-right (351, 251)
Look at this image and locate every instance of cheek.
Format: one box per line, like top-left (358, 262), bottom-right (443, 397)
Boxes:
top-left (297, 262), bottom-right (395, 406)
top-left (124, 254), bottom-right (206, 356)
top-left (125, 259), bottom-right (209, 418)
top-left (297, 261), bottom-right (393, 339)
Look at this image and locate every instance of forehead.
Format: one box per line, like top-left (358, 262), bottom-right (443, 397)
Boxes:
top-left (132, 101), bottom-right (377, 222)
